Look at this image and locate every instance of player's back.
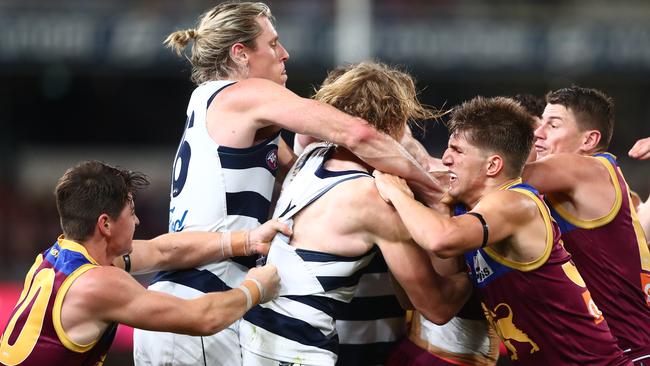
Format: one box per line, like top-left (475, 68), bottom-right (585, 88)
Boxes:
top-left (546, 153), bottom-right (650, 361)
top-left (240, 143), bottom-right (393, 365)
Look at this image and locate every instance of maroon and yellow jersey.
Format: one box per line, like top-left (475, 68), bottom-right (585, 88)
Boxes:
top-left (0, 237), bottom-right (116, 366)
top-left (546, 153), bottom-right (650, 361)
top-left (465, 179), bottom-right (630, 365)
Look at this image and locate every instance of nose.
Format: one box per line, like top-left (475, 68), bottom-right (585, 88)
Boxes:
top-left (442, 148), bottom-right (452, 166)
top-left (134, 214), bottom-right (140, 227)
top-left (534, 124), bottom-right (545, 140)
top-left (279, 42), bottom-right (289, 61)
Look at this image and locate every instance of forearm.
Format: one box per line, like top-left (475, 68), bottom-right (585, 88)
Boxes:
top-left (128, 231), bottom-right (250, 274)
top-left (390, 189), bottom-right (454, 253)
top-left (418, 272), bottom-right (471, 325)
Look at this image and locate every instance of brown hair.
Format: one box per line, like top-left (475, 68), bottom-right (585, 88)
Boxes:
top-left (164, 2), bottom-right (273, 85)
top-left (55, 161), bottom-right (149, 241)
top-left (448, 96), bottom-right (535, 177)
top-left (545, 85), bottom-right (615, 151)
top-left (314, 62), bottom-right (441, 139)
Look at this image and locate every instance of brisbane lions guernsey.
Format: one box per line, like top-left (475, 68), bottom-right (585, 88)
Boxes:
top-left (464, 180), bottom-right (629, 366)
top-left (546, 153), bottom-right (650, 363)
top-left (0, 237), bottom-right (116, 366)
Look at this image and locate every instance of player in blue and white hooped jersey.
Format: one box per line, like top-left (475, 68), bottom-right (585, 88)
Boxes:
top-left (133, 3), bottom-right (445, 366)
top-left (238, 62), bottom-right (469, 366)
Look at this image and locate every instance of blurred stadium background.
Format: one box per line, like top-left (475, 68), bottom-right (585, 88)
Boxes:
top-left (1, 0), bottom-right (649, 364)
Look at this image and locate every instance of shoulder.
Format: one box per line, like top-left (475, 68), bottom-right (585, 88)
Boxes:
top-left (66, 265), bottom-right (137, 312)
top-left (476, 189), bottom-right (540, 224)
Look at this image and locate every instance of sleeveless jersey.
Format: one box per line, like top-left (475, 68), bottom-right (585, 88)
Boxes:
top-left (240, 143), bottom-right (378, 365)
top-left (151, 80), bottom-right (281, 296)
top-left (546, 153), bottom-right (650, 362)
top-left (465, 180), bottom-right (629, 365)
top-left (335, 253), bottom-right (407, 366)
top-left (0, 237), bottom-right (116, 366)
top-left (396, 203), bottom-right (499, 366)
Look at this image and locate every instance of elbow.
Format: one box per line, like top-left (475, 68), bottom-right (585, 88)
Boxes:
top-left (417, 306), bottom-right (454, 326)
top-left (193, 314), bottom-right (231, 336)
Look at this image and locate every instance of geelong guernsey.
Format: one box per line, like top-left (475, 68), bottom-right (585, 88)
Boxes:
top-left (240, 143), bottom-right (378, 366)
top-left (151, 80), bottom-right (280, 295)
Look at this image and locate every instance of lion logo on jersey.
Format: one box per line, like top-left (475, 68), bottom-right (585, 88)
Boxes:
top-left (482, 302), bottom-right (540, 360)
top-left (266, 148), bottom-right (278, 170)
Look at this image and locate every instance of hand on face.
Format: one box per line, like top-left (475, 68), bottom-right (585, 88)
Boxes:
top-left (373, 170), bottom-right (414, 204)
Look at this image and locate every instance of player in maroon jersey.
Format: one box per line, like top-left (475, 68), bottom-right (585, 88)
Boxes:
top-left (375, 96), bottom-right (631, 365)
top-left (0, 160), bottom-right (288, 366)
top-left (525, 86), bottom-right (650, 365)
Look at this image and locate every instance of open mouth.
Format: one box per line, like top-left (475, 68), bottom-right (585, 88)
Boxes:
top-left (449, 172), bottom-right (458, 182)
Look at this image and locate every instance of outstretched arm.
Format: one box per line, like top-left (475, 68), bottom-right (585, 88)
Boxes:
top-left (629, 136), bottom-right (650, 160)
top-left (66, 264), bottom-right (280, 339)
top-left (223, 78), bottom-right (444, 195)
top-left (373, 171), bottom-right (525, 258)
top-left (115, 219), bottom-right (291, 274)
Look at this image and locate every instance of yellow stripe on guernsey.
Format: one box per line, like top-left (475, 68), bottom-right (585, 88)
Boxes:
top-left (483, 178), bottom-right (554, 272)
top-left (627, 181), bottom-right (650, 272)
top-left (547, 156), bottom-right (622, 229)
top-left (53, 237), bottom-right (101, 353)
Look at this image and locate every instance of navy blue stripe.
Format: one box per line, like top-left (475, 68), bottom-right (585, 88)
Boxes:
top-left (315, 166), bottom-right (372, 179)
top-left (206, 82), bottom-right (235, 109)
top-left (225, 191), bottom-right (271, 223)
top-left (335, 295), bottom-right (405, 320)
top-left (362, 253), bottom-right (388, 273)
top-left (231, 255), bottom-right (257, 269)
top-left (218, 143), bottom-right (279, 176)
top-left (336, 341), bottom-right (399, 366)
top-left (296, 246), bottom-right (378, 263)
top-left (217, 132), bottom-right (280, 154)
top-left (318, 270), bottom-right (366, 292)
top-left (244, 306), bottom-right (339, 354)
top-left (151, 268), bottom-right (231, 292)
top-left (283, 295), bottom-right (346, 318)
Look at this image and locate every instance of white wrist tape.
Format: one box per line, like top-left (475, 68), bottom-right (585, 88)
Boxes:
top-left (247, 278), bottom-right (265, 303)
top-left (220, 231), bottom-right (232, 259)
top-left (238, 285), bottom-right (253, 311)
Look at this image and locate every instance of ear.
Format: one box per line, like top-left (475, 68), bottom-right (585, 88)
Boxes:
top-left (98, 214), bottom-right (111, 237)
top-left (485, 154), bottom-right (504, 177)
top-left (581, 130), bottom-right (601, 153)
top-left (229, 42), bottom-right (248, 66)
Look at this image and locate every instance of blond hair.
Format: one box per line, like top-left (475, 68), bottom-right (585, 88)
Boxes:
top-left (314, 62), bottom-right (441, 139)
top-left (164, 2), bottom-right (273, 85)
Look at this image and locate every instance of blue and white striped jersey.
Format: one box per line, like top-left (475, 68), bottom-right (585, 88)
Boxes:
top-left (151, 80), bottom-right (280, 295)
top-left (240, 143), bottom-right (378, 365)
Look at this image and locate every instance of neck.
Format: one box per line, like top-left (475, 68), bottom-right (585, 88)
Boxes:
top-left (464, 176), bottom-right (521, 209)
top-left (76, 237), bottom-right (113, 266)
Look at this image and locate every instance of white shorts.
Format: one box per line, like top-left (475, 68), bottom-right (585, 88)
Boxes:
top-left (241, 348), bottom-right (304, 366)
top-left (133, 320), bottom-right (242, 366)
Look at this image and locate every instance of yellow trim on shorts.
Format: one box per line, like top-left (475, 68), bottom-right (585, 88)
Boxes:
top-left (546, 156), bottom-right (622, 229)
top-left (52, 264), bottom-right (100, 353)
top-left (483, 187), bottom-right (554, 272)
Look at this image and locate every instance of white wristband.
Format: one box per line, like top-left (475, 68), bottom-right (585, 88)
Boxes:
top-left (238, 285), bottom-right (253, 311)
top-left (247, 278), bottom-right (265, 303)
top-left (220, 231), bottom-right (232, 259)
